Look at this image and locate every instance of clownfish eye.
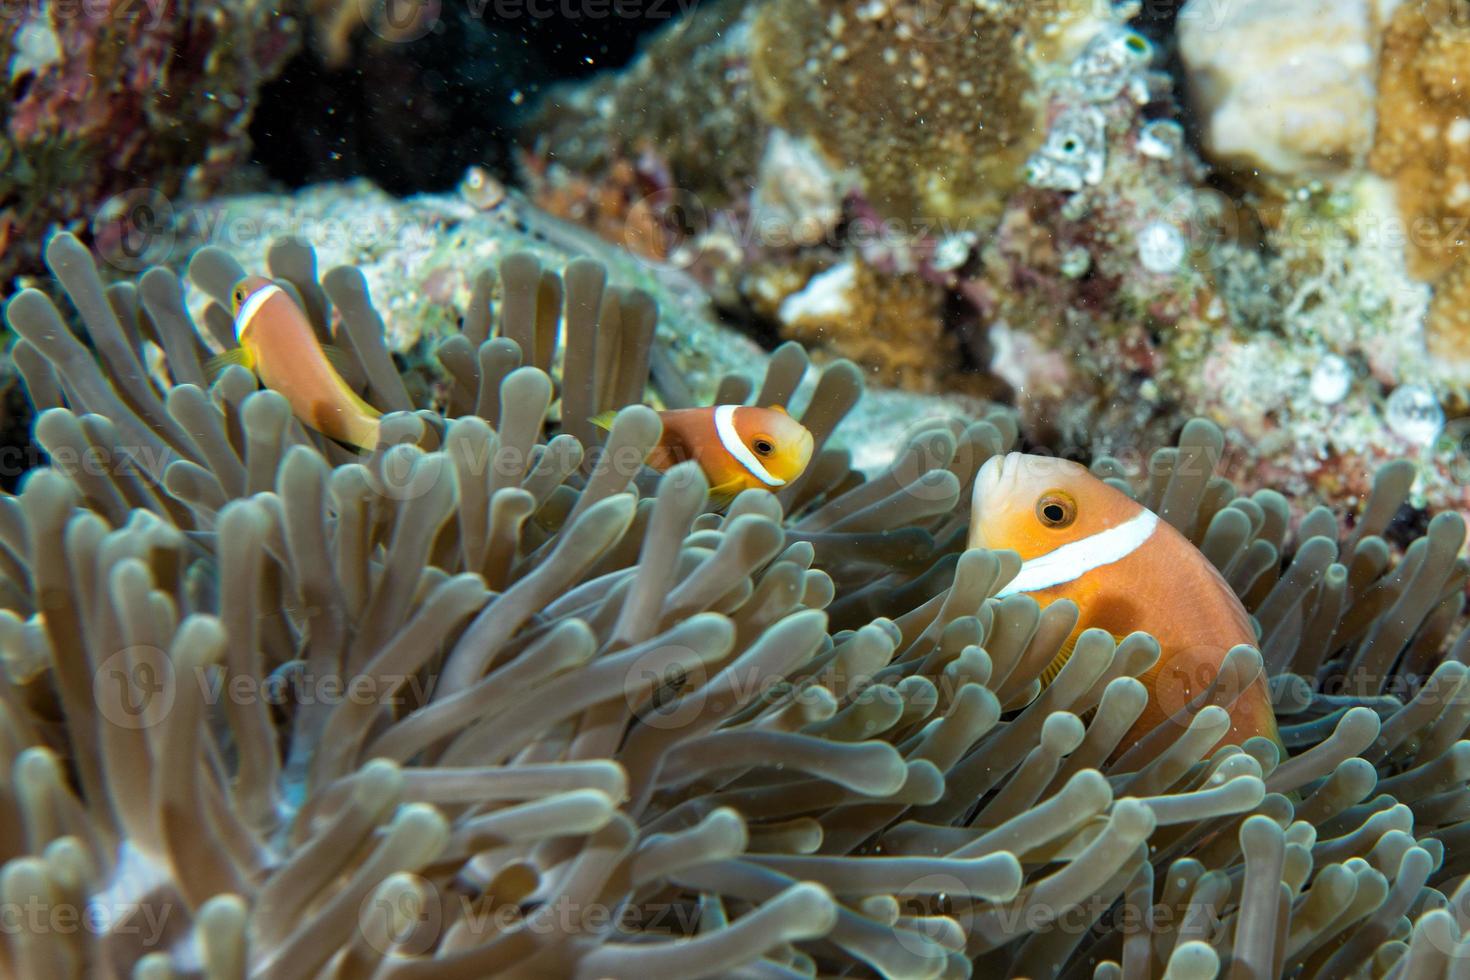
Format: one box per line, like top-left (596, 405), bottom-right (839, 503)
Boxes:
top-left (752, 438), bottom-right (775, 457)
top-left (1036, 491), bottom-right (1077, 529)
top-left (232, 285), bottom-right (249, 306)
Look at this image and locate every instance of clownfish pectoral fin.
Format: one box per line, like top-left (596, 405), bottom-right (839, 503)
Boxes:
top-left (205, 348), bottom-right (255, 381)
top-left (1037, 631), bottom-right (1126, 689)
top-left (1038, 635), bottom-right (1077, 690)
top-left (588, 411), bottom-right (618, 433)
top-left (706, 478), bottom-right (750, 507)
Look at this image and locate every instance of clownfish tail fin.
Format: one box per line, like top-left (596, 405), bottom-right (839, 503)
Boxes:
top-left (206, 348), bottom-right (254, 381)
top-left (588, 411), bottom-right (618, 432)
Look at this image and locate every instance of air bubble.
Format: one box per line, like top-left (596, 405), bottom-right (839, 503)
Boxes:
top-left (1309, 355), bottom-right (1352, 405)
top-left (1385, 384), bottom-right (1444, 445)
top-left (1138, 120), bottom-right (1184, 160)
top-left (1137, 222), bottom-right (1185, 273)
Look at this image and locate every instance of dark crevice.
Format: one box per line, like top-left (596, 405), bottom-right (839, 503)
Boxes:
top-left (249, 5), bottom-right (688, 194)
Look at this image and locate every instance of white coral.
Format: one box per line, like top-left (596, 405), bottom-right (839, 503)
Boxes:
top-left (750, 129), bottom-right (847, 249)
top-left (1177, 0), bottom-right (1396, 178)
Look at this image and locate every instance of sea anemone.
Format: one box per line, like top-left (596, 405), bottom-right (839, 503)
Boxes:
top-left (0, 232), bottom-right (1467, 977)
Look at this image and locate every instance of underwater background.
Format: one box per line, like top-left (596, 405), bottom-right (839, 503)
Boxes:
top-left (3, 0), bottom-right (1470, 977)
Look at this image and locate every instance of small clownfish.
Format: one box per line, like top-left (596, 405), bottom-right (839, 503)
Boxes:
top-left (210, 276), bottom-right (382, 450)
top-left (459, 166), bottom-right (508, 212)
top-left (592, 405), bottom-right (815, 503)
top-left (968, 452), bottom-right (1282, 755)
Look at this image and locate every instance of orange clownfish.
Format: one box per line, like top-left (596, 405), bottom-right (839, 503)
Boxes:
top-left (969, 452), bottom-right (1281, 754)
top-left (212, 276), bottom-right (382, 449)
top-left (594, 405), bottom-right (815, 503)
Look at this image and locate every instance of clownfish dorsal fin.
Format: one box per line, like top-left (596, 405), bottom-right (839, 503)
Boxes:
top-left (765, 404), bottom-right (789, 415)
top-left (588, 411), bottom-right (618, 432)
top-left (205, 348), bottom-right (254, 381)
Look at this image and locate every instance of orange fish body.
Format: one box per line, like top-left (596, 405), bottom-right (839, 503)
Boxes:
top-left (611, 405), bottom-right (814, 501)
top-left (969, 452), bottom-right (1280, 753)
top-left (224, 277), bottom-right (382, 449)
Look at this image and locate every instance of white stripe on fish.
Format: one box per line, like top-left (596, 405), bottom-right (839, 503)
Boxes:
top-left (996, 509), bottom-right (1159, 597)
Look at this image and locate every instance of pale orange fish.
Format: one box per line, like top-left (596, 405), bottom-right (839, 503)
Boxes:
top-left (212, 276), bottom-right (382, 449)
top-left (595, 405), bottom-right (815, 502)
top-left (969, 452), bottom-right (1281, 754)
top-left (459, 165), bottom-right (507, 212)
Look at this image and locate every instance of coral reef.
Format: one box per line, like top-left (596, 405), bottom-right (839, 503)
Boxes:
top-left (0, 0), bottom-right (299, 285)
top-left (0, 232), bottom-right (1469, 976)
top-left (1370, 0), bottom-right (1470, 361)
top-left (511, 0), bottom-right (1470, 519)
top-left (521, 0), bottom-right (1117, 230)
top-left (748, 129), bottom-right (847, 250)
top-left (747, 0), bottom-right (1107, 224)
top-left (1177, 0), bottom-right (1383, 177)
top-left (769, 260), bottom-right (955, 392)
top-left (963, 31), bottom-right (1214, 444)
top-left (524, 2), bottom-right (761, 211)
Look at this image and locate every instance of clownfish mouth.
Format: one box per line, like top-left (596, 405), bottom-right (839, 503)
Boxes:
top-left (971, 452), bottom-right (1047, 544)
top-left (794, 427), bottom-right (815, 469)
top-left (969, 457), bottom-right (1002, 553)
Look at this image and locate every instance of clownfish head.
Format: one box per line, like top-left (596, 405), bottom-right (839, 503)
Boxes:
top-left (228, 275), bottom-right (279, 346)
top-left (459, 165), bottom-right (507, 211)
top-left (969, 452), bottom-right (1152, 567)
top-left (717, 405), bottom-right (815, 487)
